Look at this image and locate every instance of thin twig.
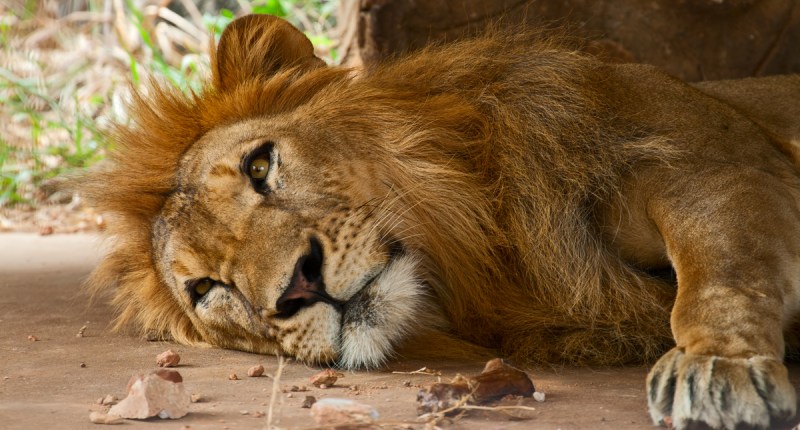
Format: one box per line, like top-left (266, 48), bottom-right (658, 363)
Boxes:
top-left (391, 367), bottom-right (441, 376)
top-left (266, 355), bottom-right (286, 430)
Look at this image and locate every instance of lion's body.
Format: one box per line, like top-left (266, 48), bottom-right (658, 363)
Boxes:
top-left (83, 15), bottom-right (800, 429)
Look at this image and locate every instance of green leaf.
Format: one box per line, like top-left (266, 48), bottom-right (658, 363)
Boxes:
top-left (252, 0), bottom-right (286, 17)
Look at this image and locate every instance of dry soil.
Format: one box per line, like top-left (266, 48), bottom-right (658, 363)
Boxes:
top-left (1, 233), bottom-right (798, 429)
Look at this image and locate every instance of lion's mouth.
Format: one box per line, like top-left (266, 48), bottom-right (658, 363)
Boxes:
top-left (342, 275), bottom-right (381, 327)
top-left (336, 247), bottom-right (426, 369)
top-left (341, 241), bottom-right (405, 326)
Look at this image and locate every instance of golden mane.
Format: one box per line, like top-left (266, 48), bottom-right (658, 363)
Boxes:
top-left (82, 18), bottom-right (676, 364)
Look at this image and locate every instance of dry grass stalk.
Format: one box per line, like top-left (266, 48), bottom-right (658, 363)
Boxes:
top-left (266, 355), bottom-right (286, 429)
top-left (391, 367), bottom-right (441, 376)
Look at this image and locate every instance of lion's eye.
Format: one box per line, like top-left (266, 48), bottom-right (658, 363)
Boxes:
top-left (248, 157), bottom-right (270, 180)
top-left (242, 143), bottom-right (274, 194)
top-left (186, 278), bottom-right (216, 306)
top-left (194, 279), bottom-right (213, 296)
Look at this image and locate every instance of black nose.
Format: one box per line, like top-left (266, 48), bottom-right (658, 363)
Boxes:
top-left (275, 237), bottom-right (340, 318)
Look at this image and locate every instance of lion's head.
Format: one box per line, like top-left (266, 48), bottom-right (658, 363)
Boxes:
top-left (82, 14), bottom-right (503, 368)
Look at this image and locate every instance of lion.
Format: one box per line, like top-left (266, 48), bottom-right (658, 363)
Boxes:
top-left (81, 14), bottom-right (800, 430)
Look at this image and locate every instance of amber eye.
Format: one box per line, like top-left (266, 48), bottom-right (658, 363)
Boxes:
top-left (242, 143), bottom-right (274, 194)
top-left (194, 279), bottom-right (213, 296)
top-left (186, 278), bottom-right (216, 306)
top-left (248, 157), bottom-right (270, 180)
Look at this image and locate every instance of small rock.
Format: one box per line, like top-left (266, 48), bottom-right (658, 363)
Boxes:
top-left (190, 393), bottom-right (203, 403)
top-left (403, 380), bottom-right (411, 387)
top-left (88, 411), bottom-right (122, 424)
top-left (470, 358), bottom-right (535, 403)
top-left (76, 325), bottom-right (88, 338)
top-left (239, 410), bottom-right (248, 415)
top-left (319, 384), bottom-right (328, 389)
top-left (247, 364), bottom-right (264, 377)
top-left (228, 373), bottom-right (239, 381)
top-left (252, 411), bottom-right (265, 418)
top-left (287, 393), bottom-right (294, 398)
top-left (39, 226), bottom-right (54, 236)
top-left (27, 335), bottom-right (38, 342)
top-left (416, 358), bottom-right (536, 415)
top-left (310, 398), bottom-right (379, 426)
top-left (108, 369), bottom-right (190, 420)
top-left (302, 395), bottom-right (317, 408)
top-left (80, 362), bottom-right (87, 368)
top-left (101, 394), bottom-right (118, 406)
top-left (288, 385), bottom-right (308, 392)
top-left (533, 391), bottom-right (546, 402)
top-left (156, 350), bottom-right (180, 368)
top-left (310, 369), bottom-right (343, 387)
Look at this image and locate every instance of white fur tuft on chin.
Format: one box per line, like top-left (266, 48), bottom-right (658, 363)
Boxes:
top-left (337, 254), bottom-right (424, 369)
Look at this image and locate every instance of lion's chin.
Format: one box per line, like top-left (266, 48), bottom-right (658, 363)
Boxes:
top-left (337, 253), bottom-right (424, 369)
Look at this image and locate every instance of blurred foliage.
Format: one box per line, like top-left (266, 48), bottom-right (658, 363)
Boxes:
top-left (0, 0), bottom-right (339, 208)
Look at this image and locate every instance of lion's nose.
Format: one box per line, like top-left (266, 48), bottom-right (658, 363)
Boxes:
top-left (275, 237), bottom-right (340, 318)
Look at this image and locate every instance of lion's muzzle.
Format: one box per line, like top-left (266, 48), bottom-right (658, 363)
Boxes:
top-left (275, 237), bottom-right (342, 318)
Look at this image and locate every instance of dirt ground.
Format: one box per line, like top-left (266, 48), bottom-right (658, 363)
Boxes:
top-left (1, 233), bottom-right (799, 430)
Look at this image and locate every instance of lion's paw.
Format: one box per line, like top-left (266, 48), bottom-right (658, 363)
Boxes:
top-left (646, 348), bottom-right (796, 429)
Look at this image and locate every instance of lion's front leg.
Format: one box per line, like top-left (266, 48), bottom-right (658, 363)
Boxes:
top-left (645, 170), bottom-right (799, 429)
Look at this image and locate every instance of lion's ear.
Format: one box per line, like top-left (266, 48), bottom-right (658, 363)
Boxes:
top-left (211, 14), bottom-right (325, 91)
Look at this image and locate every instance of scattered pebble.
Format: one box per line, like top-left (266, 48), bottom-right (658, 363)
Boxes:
top-left (247, 364), bottom-right (264, 377)
top-left (417, 358), bottom-right (536, 414)
top-left (156, 350), bottom-right (181, 368)
top-left (302, 395), bottom-right (317, 408)
top-left (252, 411), bottom-right (265, 418)
top-left (287, 393), bottom-right (294, 398)
top-left (27, 335), bottom-right (38, 342)
top-left (533, 391), bottom-right (546, 402)
top-left (403, 380), bottom-right (411, 387)
top-left (101, 394), bottom-right (118, 406)
top-left (88, 411), bottom-right (123, 425)
top-left (310, 369), bottom-right (344, 387)
top-left (319, 384), bottom-right (328, 389)
top-left (39, 226), bottom-right (54, 236)
top-left (80, 362), bottom-right (87, 368)
top-left (286, 385), bottom-right (309, 392)
top-left (190, 393), bottom-right (203, 403)
top-left (239, 410), bottom-right (248, 415)
top-left (76, 325), bottom-right (88, 338)
top-left (310, 398), bottom-right (379, 426)
top-left (108, 369), bottom-right (190, 420)
top-left (228, 373), bottom-right (239, 381)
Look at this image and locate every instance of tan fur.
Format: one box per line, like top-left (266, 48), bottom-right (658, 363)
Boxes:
top-left (80, 15), bottom-right (800, 429)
